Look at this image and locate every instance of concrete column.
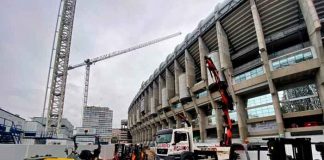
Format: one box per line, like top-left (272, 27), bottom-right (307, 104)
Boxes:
top-left (174, 60), bottom-right (184, 96)
top-left (136, 131), bottom-right (138, 143)
top-left (161, 120), bottom-right (167, 129)
top-left (236, 96), bottom-right (249, 140)
top-left (188, 87), bottom-right (207, 142)
top-left (148, 86), bottom-right (153, 114)
top-left (141, 128), bottom-right (144, 143)
top-left (157, 123), bottom-right (161, 132)
top-left (185, 50), bottom-right (196, 87)
top-left (144, 90), bottom-right (149, 114)
top-left (168, 118), bottom-right (173, 129)
top-left (216, 21), bottom-right (249, 141)
top-left (298, 0), bottom-right (324, 110)
top-left (184, 111), bottom-right (193, 126)
top-left (153, 81), bottom-right (159, 112)
top-left (205, 88), bottom-right (224, 142)
top-left (131, 131), bottom-right (134, 142)
top-left (198, 37), bottom-right (209, 81)
top-left (138, 130), bottom-right (141, 143)
top-left (151, 124), bottom-right (156, 140)
top-left (148, 126), bottom-right (152, 141)
top-left (198, 108), bottom-right (207, 142)
top-left (146, 127), bottom-right (149, 142)
top-left (159, 75), bottom-right (165, 105)
top-left (249, 0), bottom-right (284, 136)
top-left (166, 69), bottom-right (175, 99)
top-left (144, 128), bottom-right (146, 142)
top-left (175, 116), bottom-right (182, 128)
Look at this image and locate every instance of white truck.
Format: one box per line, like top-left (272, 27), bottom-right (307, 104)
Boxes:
top-left (155, 126), bottom-right (236, 160)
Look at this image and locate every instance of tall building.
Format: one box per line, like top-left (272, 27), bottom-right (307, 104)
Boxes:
top-left (82, 106), bottom-right (113, 143)
top-left (128, 0), bottom-right (324, 144)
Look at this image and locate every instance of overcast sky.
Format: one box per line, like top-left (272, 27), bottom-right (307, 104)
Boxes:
top-left (0, 0), bottom-right (224, 128)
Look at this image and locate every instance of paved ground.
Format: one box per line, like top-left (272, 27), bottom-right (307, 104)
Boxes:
top-left (0, 144), bottom-right (115, 160)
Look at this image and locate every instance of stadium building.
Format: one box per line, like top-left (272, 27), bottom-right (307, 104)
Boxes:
top-left (128, 0), bottom-right (324, 144)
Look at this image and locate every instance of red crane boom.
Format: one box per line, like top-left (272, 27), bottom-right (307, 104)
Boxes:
top-left (205, 56), bottom-right (234, 146)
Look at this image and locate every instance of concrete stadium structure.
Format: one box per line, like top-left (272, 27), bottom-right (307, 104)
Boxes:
top-left (128, 0), bottom-right (324, 144)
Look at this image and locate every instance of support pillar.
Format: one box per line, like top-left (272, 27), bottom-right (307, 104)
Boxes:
top-left (198, 108), bottom-right (207, 142)
top-left (174, 60), bottom-right (184, 96)
top-left (216, 21), bottom-right (249, 141)
top-left (153, 81), bottom-right (159, 113)
top-left (151, 124), bottom-right (156, 140)
top-left (159, 75), bottom-right (165, 105)
top-left (249, 0), bottom-right (284, 136)
top-left (175, 115), bottom-right (182, 128)
top-left (166, 69), bottom-right (175, 99)
top-left (161, 120), bottom-right (167, 129)
top-left (198, 37), bottom-right (208, 81)
top-left (185, 50), bottom-right (196, 87)
top-left (189, 88), bottom-right (207, 142)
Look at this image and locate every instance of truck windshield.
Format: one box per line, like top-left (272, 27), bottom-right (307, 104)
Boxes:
top-left (156, 134), bottom-right (172, 143)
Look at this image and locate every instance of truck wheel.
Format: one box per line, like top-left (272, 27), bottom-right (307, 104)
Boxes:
top-left (180, 152), bottom-right (195, 160)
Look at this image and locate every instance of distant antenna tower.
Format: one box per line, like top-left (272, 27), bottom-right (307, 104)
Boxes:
top-left (42, 0), bottom-right (77, 137)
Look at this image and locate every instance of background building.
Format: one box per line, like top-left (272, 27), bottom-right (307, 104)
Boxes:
top-left (0, 107), bottom-right (25, 143)
top-left (82, 106), bottom-right (113, 143)
top-left (128, 0), bottom-right (324, 144)
top-left (112, 120), bottom-right (132, 143)
top-left (32, 117), bottom-right (74, 138)
top-left (0, 107), bottom-right (26, 129)
top-left (120, 119), bottom-right (131, 143)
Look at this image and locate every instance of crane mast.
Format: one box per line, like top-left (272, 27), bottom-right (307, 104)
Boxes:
top-left (68, 32), bottom-right (181, 108)
top-left (45, 0), bottom-right (77, 136)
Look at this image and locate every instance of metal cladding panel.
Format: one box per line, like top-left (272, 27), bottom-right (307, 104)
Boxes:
top-left (179, 73), bottom-right (190, 100)
top-left (150, 97), bottom-right (156, 114)
top-left (161, 88), bottom-right (168, 108)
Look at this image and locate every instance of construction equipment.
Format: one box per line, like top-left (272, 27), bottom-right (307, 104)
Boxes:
top-left (42, 0), bottom-right (181, 136)
top-left (67, 32), bottom-right (181, 108)
top-left (205, 56), bottom-right (234, 146)
top-left (43, 0), bottom-right (77, 137)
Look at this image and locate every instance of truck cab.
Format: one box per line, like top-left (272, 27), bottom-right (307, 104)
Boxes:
top-left (155, 127), bottom-right (227, 160)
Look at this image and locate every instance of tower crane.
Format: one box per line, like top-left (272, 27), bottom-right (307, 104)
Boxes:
top-left (44, 31), bottom-right (181, 136)
top-left (42, 0), bottom-right (181, 136)
top-left (68, 32), bottom-right (181, 108)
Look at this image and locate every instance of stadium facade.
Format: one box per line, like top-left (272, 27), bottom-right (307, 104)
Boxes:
top-left (128, 0), bottom-right (324, 144)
